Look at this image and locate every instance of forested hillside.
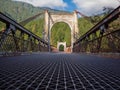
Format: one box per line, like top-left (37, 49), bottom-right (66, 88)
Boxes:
top-left (0, 0), bottom-right (43, 22)
top-left (0, 0), bottom-right (109, 47)
top-left (0, 0), bottom-right (97, 47)
top-left (24, 17), bottom-right (94, 47)
top-left (24, 18), bottom-right (44, 38)
top-left (0, 0), bottom-right (66, 22)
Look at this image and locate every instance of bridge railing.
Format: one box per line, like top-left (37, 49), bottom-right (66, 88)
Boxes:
top-left (0, 12), bottom-right (49, 56)
top-left (73, 6), bottom-right (120, 53)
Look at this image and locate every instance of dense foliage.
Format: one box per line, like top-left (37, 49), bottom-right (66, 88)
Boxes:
top-left (0, 0), bottom-right (65, 22)
top-left (51, 22), bottom-right (71, 47)
top-left (0, 0), bottom-right (95, 47)
top-left (23, 18), bottom-right (94, 47)
top-left (24, 18), bottom-right (44, 38)
top-left (1, 0), bottom-right (119, 48)
top-left (78, 18), bottom-right (94, 36)
top-left (0, 0), bottom-right (44, 22)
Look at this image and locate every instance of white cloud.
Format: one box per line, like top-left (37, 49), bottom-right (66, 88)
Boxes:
top-left (13, 0), bottom-right (67, 8)
top-left (73, 0), bottom-right (120, 15)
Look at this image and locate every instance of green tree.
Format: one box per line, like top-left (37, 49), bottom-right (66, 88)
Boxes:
top-left (51, 22), bottom-right (71, 47)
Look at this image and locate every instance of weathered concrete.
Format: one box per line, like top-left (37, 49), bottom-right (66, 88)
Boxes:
top-left (44, 11), bottom-right (79, 52)
top-left (57, 42), bottom-right (66, 51)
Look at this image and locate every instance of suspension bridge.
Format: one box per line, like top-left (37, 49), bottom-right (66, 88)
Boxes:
top-left (0, 6), bottom-right (120, 90)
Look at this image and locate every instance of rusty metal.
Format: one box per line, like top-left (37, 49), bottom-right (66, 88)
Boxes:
top-left (0, 12), bottom-right (49, 56)
top-left (73, 6), bottom-right (120, 53)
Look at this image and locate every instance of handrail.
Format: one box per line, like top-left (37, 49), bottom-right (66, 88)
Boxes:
top-left (0, 12), bottom-right (48, 45)
top-left (75, 6), bottom-right (120, 44)
top-left (73, 6), bottom-right (120, 53)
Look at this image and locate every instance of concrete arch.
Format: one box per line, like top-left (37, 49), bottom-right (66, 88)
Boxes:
top-left (50, 21), bottom-right (71, 47)
top-left (44, 10), bottom-right (79, 52)
top-left (57, 42), bottom-right (66, 51)
top-left (50, 20), bottom-right (72, 31)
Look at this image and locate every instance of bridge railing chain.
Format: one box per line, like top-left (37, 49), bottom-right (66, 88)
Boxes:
top-left (73, 6), bottom-right (120, 53)
top-left (0, 12), bottom-right (49, 56)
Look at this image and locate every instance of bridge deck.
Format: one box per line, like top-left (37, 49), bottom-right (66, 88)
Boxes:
top-left (0, 53), bottom-right (120, 90)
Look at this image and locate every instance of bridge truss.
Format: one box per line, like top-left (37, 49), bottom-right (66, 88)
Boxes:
top-left (73, 6), bottom-right (120, 53)
top-left (0, 6), bottom-right (120, 56)
top-left (0, 12), bottom-right (49, 56)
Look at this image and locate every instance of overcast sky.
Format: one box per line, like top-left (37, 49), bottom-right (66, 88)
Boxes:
top-left (13, 0), bottom-right (120, 15)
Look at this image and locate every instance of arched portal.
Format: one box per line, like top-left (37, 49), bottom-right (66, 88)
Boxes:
top-left (51, 22), bottom-right (71, 48)
top-left (44, 10), bottom-right (79, 52)
top-left (59, 45), bottom-right (64, 51)
top-left (57, 42), bottom-right (66, 51)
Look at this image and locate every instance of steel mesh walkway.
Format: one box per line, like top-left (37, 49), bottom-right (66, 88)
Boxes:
top-left (0, 53), bottom-right (120, 90)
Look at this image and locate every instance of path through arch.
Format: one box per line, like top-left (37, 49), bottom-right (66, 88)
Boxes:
top-left (44, 10), bottom-right (79, 52)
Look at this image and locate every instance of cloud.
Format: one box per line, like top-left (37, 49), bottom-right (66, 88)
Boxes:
top-left (72, 0), bottom-right (120, 15)
top-left (13, 0), bottom-right (67, 8)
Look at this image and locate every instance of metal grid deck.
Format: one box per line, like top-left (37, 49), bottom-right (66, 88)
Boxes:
top-left (0, 53), bottom-right (120, 90)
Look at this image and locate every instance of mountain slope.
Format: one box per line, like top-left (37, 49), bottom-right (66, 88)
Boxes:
top-left (0, 0), bottom-right (67, 22)
top-left (0, 0), bottom-right (42, 22)
top-left (0, 0), bottom-right (94, 47)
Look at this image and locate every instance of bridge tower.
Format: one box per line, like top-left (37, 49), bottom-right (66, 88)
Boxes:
top-left (44, 10), bottom-right (79, 52)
